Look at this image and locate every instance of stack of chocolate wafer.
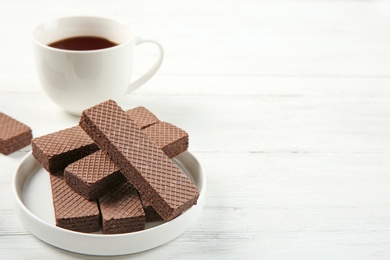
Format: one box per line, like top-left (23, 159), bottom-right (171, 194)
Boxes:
top-left (32, 101), bottom-right (199, 234)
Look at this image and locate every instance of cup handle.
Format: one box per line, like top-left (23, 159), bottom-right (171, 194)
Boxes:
top-left (127, 37), bottom-right (164, 93)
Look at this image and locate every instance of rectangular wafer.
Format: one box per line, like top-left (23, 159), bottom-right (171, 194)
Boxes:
top-left (0, 112), bottom-right (32, 155)
top-left (99, 182), bottom-right (145, 234)
top-left (143, 121), bottom-right (188, 158)
top-left (49, 174), bottom-right (100, 233)
top-left (32, 126), bottom-right (99, 174)
top-left (65, 150), bottom-right (127, 200)
top-left (79, 100), bottom-right (199, 221)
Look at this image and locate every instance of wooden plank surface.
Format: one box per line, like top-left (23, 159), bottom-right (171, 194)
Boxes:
top-left (1, 0), bottom-right (390, 259)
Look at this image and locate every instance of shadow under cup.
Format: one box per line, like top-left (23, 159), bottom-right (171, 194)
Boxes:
top-left (33, 16), bottom-right (136, 115)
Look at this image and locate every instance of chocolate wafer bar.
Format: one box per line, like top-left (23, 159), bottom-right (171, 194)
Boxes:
top-left (32, 126), bottom-right (99, 174)
top-left (32, 107), bottom-right (159, 174)
top-left (99, 182), bottom-right (145, 234)
top-left (65, 150), bottom-right (127, 200)
top-left (64, 121), bottom-right (188, 200)
top-left (80, 100), bottom-right (199, 221)
top-left (49, 174), bottom-right (100, 233)
top-left (0, 112), bottom-right (32, 155)
top-left (143, 121), bottom-right (188, 158)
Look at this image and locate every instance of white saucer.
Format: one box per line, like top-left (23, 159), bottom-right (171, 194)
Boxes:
top-left (13, 151), bottom-right (206, 256)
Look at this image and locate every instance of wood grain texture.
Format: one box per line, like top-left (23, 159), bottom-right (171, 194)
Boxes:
top-left (1, 0), bottom-right (390, 259)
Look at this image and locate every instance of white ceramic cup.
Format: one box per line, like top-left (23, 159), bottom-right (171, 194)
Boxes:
top-left (33, 16), bottom-right (163, 115)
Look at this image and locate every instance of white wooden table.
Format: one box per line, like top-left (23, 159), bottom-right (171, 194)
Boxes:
top-left (1, 0), bottom-right (390, 259)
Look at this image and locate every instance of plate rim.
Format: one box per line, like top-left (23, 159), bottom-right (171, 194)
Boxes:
top-left (13, 151), bottom-right (206, 255)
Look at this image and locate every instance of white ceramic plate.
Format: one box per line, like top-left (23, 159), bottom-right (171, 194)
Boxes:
top-left (13, 151), bottom-right (205, 256)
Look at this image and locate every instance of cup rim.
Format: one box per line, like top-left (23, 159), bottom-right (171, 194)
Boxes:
top-left (33, 15), bottom-right (135, 53)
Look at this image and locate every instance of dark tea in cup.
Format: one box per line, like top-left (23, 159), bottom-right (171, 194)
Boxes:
top-left (49, 36), bottom-right (118, 51)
